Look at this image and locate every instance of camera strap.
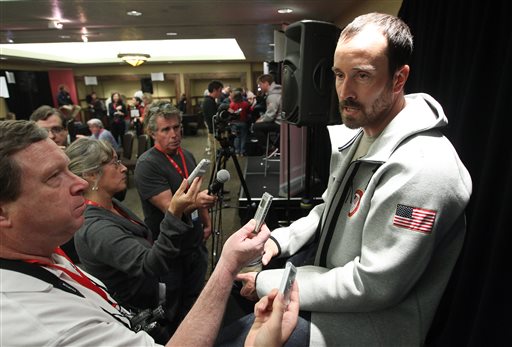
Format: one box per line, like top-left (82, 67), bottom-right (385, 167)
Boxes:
top-left (0, 257), bottom-right (84, 298)
top-left (22, 248), bottom-right (118, 308)
top-left (1, 256), bottom-right (133, 331)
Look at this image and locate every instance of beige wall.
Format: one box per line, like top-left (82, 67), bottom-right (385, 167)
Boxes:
top-left (74, 62), bottom-right (263, 108)
top-left (0, 98), bottom-right (8, 119)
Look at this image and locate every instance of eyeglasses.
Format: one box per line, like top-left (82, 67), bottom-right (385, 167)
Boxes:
top-left (44, 126), bottom-right (65, 134)
top-left (109, 159), bottom-right (123, 168)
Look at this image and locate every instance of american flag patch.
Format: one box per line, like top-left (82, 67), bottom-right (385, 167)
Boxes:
top-left (393, 204), bottom-right (437, 234)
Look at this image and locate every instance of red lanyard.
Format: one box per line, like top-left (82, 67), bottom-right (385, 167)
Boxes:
top-left (24, 247), bottom-right (117, 307)
top-left (154, 144), bottom-right (189, 179)
top-left (84, 198), bottom-right (144, 227)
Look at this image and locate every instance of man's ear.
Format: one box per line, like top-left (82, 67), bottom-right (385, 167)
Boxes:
top-left (0, 205), bottom-right (13, 228)
top-left (393, 64), bottom-right (410, 93)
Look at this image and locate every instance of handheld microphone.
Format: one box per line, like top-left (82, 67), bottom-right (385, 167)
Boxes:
top-left (209, 169), bottom-right (231, 195)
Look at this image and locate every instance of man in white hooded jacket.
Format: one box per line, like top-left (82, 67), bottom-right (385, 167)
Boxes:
top-left (237, 12), bottom-right (472, 346)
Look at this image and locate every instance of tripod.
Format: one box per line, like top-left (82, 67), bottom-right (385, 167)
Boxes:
top-left (208, 132), bottom-right (253, 268)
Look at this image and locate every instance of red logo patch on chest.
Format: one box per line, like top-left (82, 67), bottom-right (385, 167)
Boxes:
top-left (348, 189), bottom-right (364, 217)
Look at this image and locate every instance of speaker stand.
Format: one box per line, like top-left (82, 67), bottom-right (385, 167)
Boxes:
top-left (300, 126), bottom-right (314, 210)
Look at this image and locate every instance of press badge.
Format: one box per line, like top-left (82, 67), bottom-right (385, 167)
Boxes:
top-left (191, 209), bottom-right (199, 221)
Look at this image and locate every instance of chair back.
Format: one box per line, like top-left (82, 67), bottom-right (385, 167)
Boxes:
top-left (137, 134), bottom-right (150, 158)
top-left (122, 132), bottom-right (134, 159)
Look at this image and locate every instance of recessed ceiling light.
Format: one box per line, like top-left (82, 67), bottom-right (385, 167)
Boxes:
top-left (269, 43), bottom-right (275, 47)
top-left (278, 8), bottom-right (293, 14)
top-left (127, 10), bottom-right (142, 17)
top-left (59, 35), bottom-right (71, 39)
top-left (166, 32), bottom-right (178, 36)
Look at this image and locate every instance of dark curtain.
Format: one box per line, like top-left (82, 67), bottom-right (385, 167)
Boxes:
top-left (1, 70), bottom-right (53, 120)
top-left (398, 0), bottom-right (511, 345)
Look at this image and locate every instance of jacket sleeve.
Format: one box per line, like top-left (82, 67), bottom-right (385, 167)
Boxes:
top-left (270, 202), bottom-right (325, 257)
top-left (82, 212), bottom-right (193, 277)
top-left (258, 94), bottom-right (281, 122)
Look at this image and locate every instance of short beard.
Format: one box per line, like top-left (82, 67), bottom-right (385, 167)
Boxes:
top-left (339, 85), bottom-right (393, 129)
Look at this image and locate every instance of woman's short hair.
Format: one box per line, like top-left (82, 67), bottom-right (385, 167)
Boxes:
top-left (65, 138), bottom-right (115, 178)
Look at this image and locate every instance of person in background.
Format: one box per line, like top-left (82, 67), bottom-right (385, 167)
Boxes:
top-left (246, 91), bottom-right (257, 114)
top-left (177, 93), bottom-right (187, 113)
top-left (219, 85), bottom-right (231, 105)
top-left (229, 90), bottom-right (251, 156)
top-left (57, 84), bottom-right (73, 107)
top-left (202, 80), bottom-right (223, 155)
top-left (252, 74), bottom-right (282, 155)
top-left (0, 118), bottom-right (297, 347)
top-left (130, 96), bottom-right (145, 137)
top-left (233, 12), bottom-right (472, 347)
top-left (82, 118), bottom-right (119, 150)
top-left (30, 105), bottom-right (69, 148)
top-left (134, 90), bottom-right (144, 100)
top-left (134, 102), bottom-right (216, 327)
top-left (57, 84), bottom-right (82, 123)
top-left (108, 92), bottom-right (127, 145)
top-left (86, 91), bottom-right (107, 122)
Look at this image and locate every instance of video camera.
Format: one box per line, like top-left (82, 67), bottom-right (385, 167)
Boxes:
top-left (213, 104), bottom-right (241, 142)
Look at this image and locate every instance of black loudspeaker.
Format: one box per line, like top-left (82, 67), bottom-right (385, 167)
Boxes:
top-left (281, 20), bottom-right (342, 126)
top-left (141, 77), bottom-right (153, 94)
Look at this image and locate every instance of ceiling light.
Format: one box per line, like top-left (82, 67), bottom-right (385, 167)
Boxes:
top-left (118, 53), bottom-right (150, 67)
top-left (59, 35), bottom-right (71, 39)
top-left (7, 38), bottom-right (14, 43)
top-left (127, 10), bottom-right (142, 16)
top-left (48, 20), bottom-right (63, 29)
top-left (278, 8), bottom-right (293, 14)
top-left (166, 32), bottom-right (178, 36)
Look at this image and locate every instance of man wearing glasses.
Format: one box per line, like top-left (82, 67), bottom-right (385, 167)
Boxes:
top-left (30, 105), bottom-right (69, 148)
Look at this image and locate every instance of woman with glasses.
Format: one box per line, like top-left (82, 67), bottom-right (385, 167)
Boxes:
top-left (65, 138), bottom-right (202, 342)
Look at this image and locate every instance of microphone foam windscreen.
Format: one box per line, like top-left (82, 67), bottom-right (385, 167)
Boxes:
top-left (216, 169), bottom-right (231, 183)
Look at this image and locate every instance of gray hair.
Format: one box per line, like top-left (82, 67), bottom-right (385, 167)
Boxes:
top-left (0, 120), bottom-right (48, 202)
top-left (340, 12), bottom-right (413, 76)
top-left (145, 101), bottom-right (182, 135)
top-left (87, 118), bottom-right (104, 128)
top-left (65, 137), bottom-right (115, 178)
